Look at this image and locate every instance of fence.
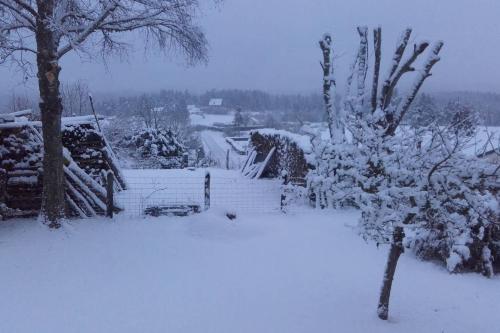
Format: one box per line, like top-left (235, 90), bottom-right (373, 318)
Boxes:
top-left (115, 169), bottom-right (292, 217)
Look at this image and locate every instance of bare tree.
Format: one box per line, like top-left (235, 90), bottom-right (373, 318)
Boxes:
top-left (62, 80), bottom-right (89, 116)
top-left (7, 92), bottom-right (34, 112)
top-left (0, 0), bottom-right (210, 227)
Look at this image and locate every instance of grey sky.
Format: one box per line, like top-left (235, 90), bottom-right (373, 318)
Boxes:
top-left (2, 0), bottom-right (500, 97)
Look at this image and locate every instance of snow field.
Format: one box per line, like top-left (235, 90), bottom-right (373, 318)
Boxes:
top-left (0, 210), bottom-right (498, 333)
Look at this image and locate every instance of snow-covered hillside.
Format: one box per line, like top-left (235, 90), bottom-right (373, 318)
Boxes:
top-left (0, 210), bottom-right (498, 333)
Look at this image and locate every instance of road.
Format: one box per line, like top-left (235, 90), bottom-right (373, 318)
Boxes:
top-left (200, 130), bottom-right (245, 169)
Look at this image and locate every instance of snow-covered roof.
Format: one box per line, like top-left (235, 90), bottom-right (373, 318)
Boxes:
top-left (208, 98), bottom-right (223, 106)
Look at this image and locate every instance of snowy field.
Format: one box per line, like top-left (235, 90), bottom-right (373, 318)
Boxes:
top-left (190, 113), bottom-right (235, 127)
top-left (0, 210), bottom-right (498, 333)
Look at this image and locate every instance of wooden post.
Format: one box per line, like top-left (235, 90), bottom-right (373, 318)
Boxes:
top-left (88, 94), bottom-right (102, 132)
top-left (0, 169), bottom-right (6, 200)
top-left (226, 149), bottom-right (230, 169)
top-left (204, 171), bottom-right (210, 211)
top-left (280, 173), bottom-right (289, 212)
top-left (106, 171), bottom-right (114, 218)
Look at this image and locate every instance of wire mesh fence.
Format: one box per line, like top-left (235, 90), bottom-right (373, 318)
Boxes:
top-left (117, 173), bottom-right (205, 217)
top-left (116, 169), bottom-right (293, 217)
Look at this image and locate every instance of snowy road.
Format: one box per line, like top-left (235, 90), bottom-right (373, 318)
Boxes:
top-left (200, 130), bottom-right (245, 169)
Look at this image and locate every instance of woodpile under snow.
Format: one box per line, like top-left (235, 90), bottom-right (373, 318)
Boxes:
top-left (241, 129), bottom-right (312, 181)
top-left (0, 115), bottom-right (126, 219)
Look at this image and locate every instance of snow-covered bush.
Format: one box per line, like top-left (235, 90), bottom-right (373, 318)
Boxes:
top-left (120, 128), bottom-right (186, 169)
top-left (308, 138), bottom-right (358, 209)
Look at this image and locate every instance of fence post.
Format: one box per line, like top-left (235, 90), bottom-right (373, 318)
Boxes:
top-left (106, 171), bottom-right (114, 218)
top-left (226, 149), bottom-right (230, 170)
top-left (280, 173), bottom-right (289, 212)
top-left (0, 168), bottom-right (6, 205)
top-left (204, 171), bottom-right (210, 211)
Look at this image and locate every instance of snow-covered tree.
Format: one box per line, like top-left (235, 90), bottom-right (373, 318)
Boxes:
top-left (0, 0), bottom-right (210, 226)
top-left (120, 128), bottom-right (186, 169)
top-left (313, 27), bottom-right (499, 321)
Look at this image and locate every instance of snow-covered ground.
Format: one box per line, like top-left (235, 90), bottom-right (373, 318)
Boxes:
top-left (0, 210), bottom-right (498, 333)
top-left (200, 131), bottom-right (246, 169)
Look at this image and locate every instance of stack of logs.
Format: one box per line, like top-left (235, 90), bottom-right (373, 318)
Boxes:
top-left (0, 118), bottom-right (126, 219)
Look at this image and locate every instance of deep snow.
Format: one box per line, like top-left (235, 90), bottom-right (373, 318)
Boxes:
top-left (0, 210), bottom-right (498, 333)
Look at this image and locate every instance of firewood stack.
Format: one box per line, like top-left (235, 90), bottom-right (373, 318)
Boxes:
top-left (0, 115), bottom-right (126, 219)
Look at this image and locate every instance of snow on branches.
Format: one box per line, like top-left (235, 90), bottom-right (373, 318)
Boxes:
top-left (119, 128), bottom-right (186, 169)
top-left (314, 27), bottom-right (498, 296)
top-left (313, 26), bottom-right (498, 320)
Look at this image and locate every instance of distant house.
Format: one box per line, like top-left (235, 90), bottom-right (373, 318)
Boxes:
top-left (203, 98), bottom-right (231, 114)
top-left (208, 98), bottom-right (223, 107)
top-left (152, 106), bottom-right (166, 113)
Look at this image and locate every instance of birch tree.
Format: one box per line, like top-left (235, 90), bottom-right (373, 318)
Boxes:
top-left (0, 0), bottom-right (210, 227)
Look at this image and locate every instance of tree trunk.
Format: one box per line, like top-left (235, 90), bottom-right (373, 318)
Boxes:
top-left (377, 225), bottom-right (405, 320)
top-left (319, 34), bottom-right (337, 141)
top-left (36, 0), bottom-right (65, 227)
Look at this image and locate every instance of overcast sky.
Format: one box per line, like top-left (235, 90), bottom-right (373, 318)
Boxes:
top-left (2, 0), bottom-right (500, 98)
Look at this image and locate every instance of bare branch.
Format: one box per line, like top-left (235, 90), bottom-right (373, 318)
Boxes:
top-left (319, 33), bottom-right (338, 141)
top-left (383, 41), bottom-right (429, 110)
top-left (57, 0), bottom-right (119, 58)
top-left (386, 41), bottom-right (444, 136)
top-left (371, 27), bottom-right (381, 113)
top-left (356, 26), bottom-right (369, 110)
top-left (0, 0), bottom-right (36, 28)
top-left (378, 28), bottom-right (412, 110)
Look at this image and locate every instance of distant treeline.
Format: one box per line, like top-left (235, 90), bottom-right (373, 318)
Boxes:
top-left (5, 88), bottom-right (497, 125)
top-left (430, 91), bottom-right (500, 126)
top-left (94, 89), bottom-right (326, 123)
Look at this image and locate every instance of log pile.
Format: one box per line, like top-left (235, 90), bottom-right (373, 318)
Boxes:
top-left (0, 116), bottom-right (125, 219)
top-left (241, 130), bottom-right (312, 181)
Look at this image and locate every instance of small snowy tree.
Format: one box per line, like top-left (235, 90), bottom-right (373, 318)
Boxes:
top-left (314, 27), bottom-right (444, 320)
top-left (315, 27), bottom-right (499, 321)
